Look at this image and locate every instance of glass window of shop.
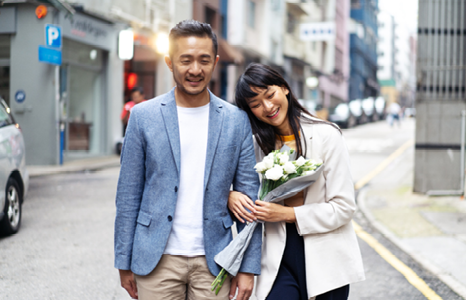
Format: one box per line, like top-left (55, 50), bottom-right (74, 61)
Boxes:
top-left (0, 36), bottom-right (10, 105)
top-left (60, 38), bottom-right (105, 155)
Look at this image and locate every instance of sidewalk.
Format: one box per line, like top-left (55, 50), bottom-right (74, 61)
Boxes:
top-left (27, 155), bottom-right (121, 177)
top-left (358, 146), bottom-right (466, 299)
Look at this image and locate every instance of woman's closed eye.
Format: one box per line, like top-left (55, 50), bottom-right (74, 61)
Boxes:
top-left (267, 92), bottom-right (276, 99)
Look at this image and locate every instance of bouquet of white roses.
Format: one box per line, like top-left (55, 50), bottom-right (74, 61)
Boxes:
top-left (211, 146), bottom-right (323, 295)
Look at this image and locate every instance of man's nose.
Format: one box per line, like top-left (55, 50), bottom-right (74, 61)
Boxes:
top-left (189, 61), bottom-right (202, 76)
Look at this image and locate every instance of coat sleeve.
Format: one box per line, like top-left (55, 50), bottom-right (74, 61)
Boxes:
top-left (294, 125), bottom-right (356, 235)
top-left (114, 107), bottom-right (146, 270)
top-left (232, 112), bottom-right (262, 275)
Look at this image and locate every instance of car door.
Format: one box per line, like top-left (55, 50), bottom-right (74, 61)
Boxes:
top-left (0, 104), bottom-right (13, 211)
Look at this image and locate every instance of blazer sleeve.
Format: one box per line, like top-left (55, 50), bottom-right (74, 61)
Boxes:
top-left (294, 125), bottom-right (356, 235)
top-left (114, 108), bottom-right (146, 270)
top-left (232, 112), bottom-right (262, 275)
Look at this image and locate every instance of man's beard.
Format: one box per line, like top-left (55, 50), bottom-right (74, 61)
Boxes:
top-left (173, 70), bottom-right (207, 96)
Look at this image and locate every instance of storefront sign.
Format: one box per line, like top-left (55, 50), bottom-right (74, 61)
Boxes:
top-left (15, 90), bottom-right (26, 103)
top-left (59, 13), bottom-right (116, 51)
top-left (300, 22), bottom-right (336, 41)
top-left (0, 7), bottom-right (16, 34)
top-left (38, 45), bottom-right (62, 65)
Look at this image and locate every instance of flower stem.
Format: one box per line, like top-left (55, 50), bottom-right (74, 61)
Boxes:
top-left (211, 268), bottom-right (227, 294)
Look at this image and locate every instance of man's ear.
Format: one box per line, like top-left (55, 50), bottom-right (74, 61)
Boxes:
top-left (164, 55), bottom-right (173, 72)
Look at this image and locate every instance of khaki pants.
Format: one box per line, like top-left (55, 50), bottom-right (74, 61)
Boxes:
top-left (134, 255), bottom-right (231, 300)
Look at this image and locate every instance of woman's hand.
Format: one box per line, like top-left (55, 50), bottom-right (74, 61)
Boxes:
top-left (254, 200), bottom-right (296, 223)
top-left (228, 191), bottom-right (257, 223)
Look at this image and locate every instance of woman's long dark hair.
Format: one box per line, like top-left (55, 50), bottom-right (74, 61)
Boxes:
top-left (235, 63), bottom-right (336, 157)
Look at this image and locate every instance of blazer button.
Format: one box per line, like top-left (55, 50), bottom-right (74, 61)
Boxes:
top-left (168, 215), bottom-right (173, 222)
top-left (174, 186), bottom-right (178, 192)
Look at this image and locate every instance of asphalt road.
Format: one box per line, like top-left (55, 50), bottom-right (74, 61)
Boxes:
top-left (0, 118), bottom-right (462, 300)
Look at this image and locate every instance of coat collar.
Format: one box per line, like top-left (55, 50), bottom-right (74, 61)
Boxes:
top-left (160, 88), bottom-right (225, 180)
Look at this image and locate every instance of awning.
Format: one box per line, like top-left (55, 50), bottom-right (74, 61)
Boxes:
top-left (218, 38), bottom-right (244, 65)
top-left (37, 0), bottom-right (75, 16)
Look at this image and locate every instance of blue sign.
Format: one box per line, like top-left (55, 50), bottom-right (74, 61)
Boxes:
top-left (15, 90), bottom-right (26, 103)
top-left (45, 24), bottom-right (62, 48)
top-left (39, 45), bottom-right (62, 65)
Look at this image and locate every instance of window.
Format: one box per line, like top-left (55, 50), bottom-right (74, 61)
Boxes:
top-left (205, 6), bottom-right (216, 29)
top-left (287, 12), bottom-right (298, 34)
top-left (248, 1), bottom-right (256, 28)
top-left (0, 103), bottom-right (13, 128)
top-left (351, 0), bottom-right (361, 9)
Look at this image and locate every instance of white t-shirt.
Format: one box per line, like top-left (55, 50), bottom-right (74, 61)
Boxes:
top-left (164, 103), bottom-right (210, 256)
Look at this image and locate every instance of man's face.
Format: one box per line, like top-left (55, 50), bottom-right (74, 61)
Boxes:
top-left (131, 91), bottom-right (145, 104)
top-left (165, 36), bottom-right (219, 96)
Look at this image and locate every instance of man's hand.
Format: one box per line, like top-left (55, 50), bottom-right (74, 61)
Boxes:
top-left (229, 272), bottom-right (254, 300)
top-left (119, 269), bottom-right (138, 299)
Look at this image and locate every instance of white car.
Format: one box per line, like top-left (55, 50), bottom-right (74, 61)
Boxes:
top-left (0, 99), bottom-right (29, 235)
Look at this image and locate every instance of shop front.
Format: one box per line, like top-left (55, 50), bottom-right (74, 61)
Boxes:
top-left (1, 3), bottom-right (125, 165)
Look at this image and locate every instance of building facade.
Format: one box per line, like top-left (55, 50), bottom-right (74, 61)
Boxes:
top-left (349, 0), bottom-right (379, 101)
top-left (0, 2), bottom-right (125, 165)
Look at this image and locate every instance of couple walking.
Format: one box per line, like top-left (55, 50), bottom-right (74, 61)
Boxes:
top-left (114, 20), bottom-right (365, 300)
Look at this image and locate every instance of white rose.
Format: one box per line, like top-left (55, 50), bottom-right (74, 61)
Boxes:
top-left (278, 153), bottom-right (289, 165)
top-left (283, 161), bottom-right (296, 174)
top-left (254, 161), bottom-right (267, 173)
top-left (263, 157), bottom-right (274, 169)
top-left (312, 158), bottom-right (323, 165)
top-left (295, 156), bottom-right (306, 166)
top-left (265, 165), bottom-right (284, 181)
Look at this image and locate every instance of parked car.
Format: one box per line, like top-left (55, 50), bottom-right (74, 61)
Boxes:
top-left (0, 99), bottom-right (28, 235)
top-left (362, 97), bottom-right (376, 122)
top-left (349, 99), bottom-right (367, 124)
top-left (374, 96), bottom-right (386, 120)
top-left (328, 103), bottom-right (357, 128)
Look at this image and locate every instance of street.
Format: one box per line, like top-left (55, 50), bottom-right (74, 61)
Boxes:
top-left (0, 118), bottom-right (463, 300)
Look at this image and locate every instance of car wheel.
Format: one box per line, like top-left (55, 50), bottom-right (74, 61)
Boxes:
top-left (0, 178), bottom-right (22, 235)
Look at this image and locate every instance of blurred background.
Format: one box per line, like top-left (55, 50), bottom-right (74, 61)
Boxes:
top-left (0, 0), bottom-right (417, 162)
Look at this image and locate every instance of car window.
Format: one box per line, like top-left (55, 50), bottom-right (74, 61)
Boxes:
top-left (0, 105), bottom-right (13, 128)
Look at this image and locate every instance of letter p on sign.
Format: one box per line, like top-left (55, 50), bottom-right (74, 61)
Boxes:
top-left (45, 24), bottom-right (62, 48)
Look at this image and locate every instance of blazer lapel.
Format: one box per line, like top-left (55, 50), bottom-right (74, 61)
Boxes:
top-left (160, 89), bottom-right (181, 175)
top-left (203, 93), bottom-right (224, 188)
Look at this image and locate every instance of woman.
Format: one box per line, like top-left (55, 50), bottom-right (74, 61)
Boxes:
top-left (229, 63), bottom-right (365, 300)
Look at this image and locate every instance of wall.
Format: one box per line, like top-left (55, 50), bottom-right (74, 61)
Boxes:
top-left (9, 4), bottom-right (58, 165)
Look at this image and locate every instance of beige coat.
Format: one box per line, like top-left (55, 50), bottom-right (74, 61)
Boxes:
top-left (254, 120), bottom-right (365, 300)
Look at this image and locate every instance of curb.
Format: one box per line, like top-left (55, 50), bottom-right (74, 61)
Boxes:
top-left (357, 188), bottom-right (466, 299)
top-left (28, 158), bottom-right (121, 178)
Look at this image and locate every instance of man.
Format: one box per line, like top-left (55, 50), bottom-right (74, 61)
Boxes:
top-left (121, 87), bottom-right (146, 134)
top-left (114, 20), bottom-right (261, 300)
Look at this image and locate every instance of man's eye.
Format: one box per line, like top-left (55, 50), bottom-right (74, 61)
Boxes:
top-left (181, 60), bottom-right (190, 63)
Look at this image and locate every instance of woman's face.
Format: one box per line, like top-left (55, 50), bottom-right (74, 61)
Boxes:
top-left (247, 85), bottom-right (291, 135)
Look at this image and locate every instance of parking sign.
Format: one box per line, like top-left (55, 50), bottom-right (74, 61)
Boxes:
top-left (45, 24), bottom-right (62, 48)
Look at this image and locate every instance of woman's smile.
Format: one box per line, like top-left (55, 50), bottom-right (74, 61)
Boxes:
top-left (267, 108), bottom-right (280, 119)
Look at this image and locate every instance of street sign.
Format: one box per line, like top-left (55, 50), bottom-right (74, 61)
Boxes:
top-left (300, 22), bottom-right (336, 41)
top-left (14, 90), bottom-right (26, 103)
top-left (45, 24), bottom-right (62, 48)
top-left (38, 45), bottom-right (62, 65)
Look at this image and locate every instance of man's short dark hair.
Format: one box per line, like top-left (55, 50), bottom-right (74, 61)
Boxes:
top-left (169, 20), bottom-right (218, 58)
top-left (131, 86), bottom-right (144, 95)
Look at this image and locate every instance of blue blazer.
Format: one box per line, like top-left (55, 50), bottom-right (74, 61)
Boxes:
top-left (114, 88), bottom-right (262, 276)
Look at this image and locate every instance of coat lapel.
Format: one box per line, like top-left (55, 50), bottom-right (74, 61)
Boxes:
top-left (203, 93), bottom-right (224, 188)
top-left (160, 89), bottom-right (181, 175)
